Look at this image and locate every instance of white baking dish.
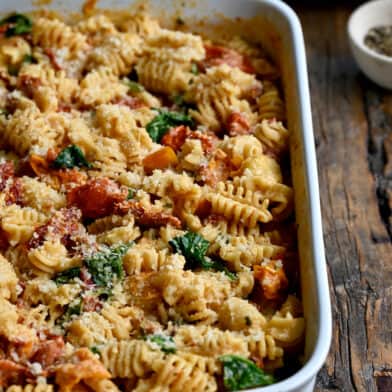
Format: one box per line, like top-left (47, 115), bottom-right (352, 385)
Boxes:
top-left (3, 0), bottom-right (332, 390)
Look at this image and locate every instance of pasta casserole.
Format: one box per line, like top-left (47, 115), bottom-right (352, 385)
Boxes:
top-left (0, 8), bottom-right (305, 392)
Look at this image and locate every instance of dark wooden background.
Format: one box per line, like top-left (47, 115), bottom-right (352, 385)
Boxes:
top-left (286, 2), bottom-right (392, 391)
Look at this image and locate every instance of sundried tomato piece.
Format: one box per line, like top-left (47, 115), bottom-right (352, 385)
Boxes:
top-left (0, 162), bottom-right (23, 206)
top-left (253, 260), bottom-right (288, 300)
top-left (0, 25), bottom-right (8, 35)
top-left (226, 112), bottom-right (251, 136)
top-left (83, 296), bottom-right (102, 312)
top-left (27, 207), bottom-right (82, 250)
top-left (203, 44), bottom-right (255, 74)
top-left (67, 178), bottom-right (127, 219)
top-left (194, 199), bottom-right (212, 219)
top-left (57, 102), bottom-right (73, 112)
top-left (5, 177), bottom-right (23, 206)
top-left (0, 229), bottom-right (9, 251)
top-left (161, 125), bottom-right (189, 151)
top-left (115, 201), bottom-right (182, 229)
top-left (0, 161), bottom-right (15, 192)
top-left (57, 168), bottom-right (88, 187)
top-left (32, 336), bottom-right (64, 368)
top-left (205, 213), bottom-right (225, 225)
top-left (0, 161), bottom-right (14, 191)
top-left (0, 359), bottom-right (28, 387)
top-left (55, 348), bottom-right (111, 391)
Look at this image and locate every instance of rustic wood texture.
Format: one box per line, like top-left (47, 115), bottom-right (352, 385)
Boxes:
top-left (289, 3), bottom-right (392, 392)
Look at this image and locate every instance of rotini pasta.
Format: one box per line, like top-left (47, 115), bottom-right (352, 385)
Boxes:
top-left (0, 8), bottom-right (303, 392)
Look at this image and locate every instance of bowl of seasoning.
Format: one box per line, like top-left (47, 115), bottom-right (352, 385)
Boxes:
top-left (348, 0), bottom-right (392, 89)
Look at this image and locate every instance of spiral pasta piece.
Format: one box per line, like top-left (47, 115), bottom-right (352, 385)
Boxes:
top-left (87, 33), bottom-right (142, 75)
top-left (32, 17), bottom-right (89, 58)
top-left (0, 254), bottom-right (18, 300)
top-left (100, 340), bottom-right (163, 378)
top-left (258, 81), bottom-right (286, 121)
top-left (136, 57), bottom-right (191, 94)
top-left (123, 246), bottom-right (185, 274)
top-left (27, 240), bottom-right (81, 274)
top-left (6, 385), bottom-right (54, 392)
top-left (175, 325), bottom-right (249, 358)
top-left (206, 193), bottom-right (272, 228)
top-left (1, 205), bottom-right (47, 246)
top-left (254, 118), bottom-right (290, 156)
top-left (134, 353), bottom-right (217, 392)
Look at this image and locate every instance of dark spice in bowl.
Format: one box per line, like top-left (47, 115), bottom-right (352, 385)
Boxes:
top-left (364, 25), bottom-right (392, 57)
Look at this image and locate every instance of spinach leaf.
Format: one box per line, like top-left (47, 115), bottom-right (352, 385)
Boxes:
top-left (85, 243), bottom-right (132, 287)
top-left (127, 188), bottom-right (135, 200)
top-left (53, 145), bottom-right (92, 169)
top-left (54, 267), bottom-right (81, 285)
top-left (144, 334), bottom-right (176, 354)
top-left (169, 232), bottom-right (236, 280)
top-left (146, 109), bottom-right (194, 143)
top-left (169, 231), bottom-right (209, 269)
top-left (219, 355), bottom-right (275, 391)
top-left (0, 14), bottom-right (32, 37)
top-left (124, 79), bottom-right (144, 93)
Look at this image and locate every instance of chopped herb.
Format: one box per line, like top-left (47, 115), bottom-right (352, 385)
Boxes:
top-left (145, 334), bottom-right (176, 354)
top-left (85, 243), bottom-right (132, 287)
top-left (127, 188), bottom-right (135, 200)
top-left (191, 62), bottom-right (199, 75)
top-left (245, 316), bottom-right (252, 326)
top-left (219, 355), bottom-right (275, 391)
top-left (0, 109), bottom-right (9, 116)
top-left (146, 109), bottom-right (193, 143)
top-left (22, 54), bottom-right (36, 64)
top-left (95, 287), bottom-right (113, 301)
top-left (188, 78), bottom-right (194, 85)
top-left (128, 68), bottom-right (139, 82)
top-left (7, 64), bottom-right (19, 76)
top-left (169, 232), bottom-right (236, 280)
top-left (124, 79), bottom-right (144, 93)
top-left (176, 17), bottom-right (185, 26)
top-left (90, 346), bottom-right (101, 355)
top-left (57, 298), bottom-right (83, 326)
top-left (54, 267), bottom-right (81, 285)
top-left (171, 94), bottom-right (197, 113)
top-left (0, 13), bottom-right (32, 37)
top-left (52, 145), bottom-right (92, 169)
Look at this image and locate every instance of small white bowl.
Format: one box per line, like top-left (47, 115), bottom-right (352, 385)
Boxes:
top-left (348, 0), bottom-right (392, 89)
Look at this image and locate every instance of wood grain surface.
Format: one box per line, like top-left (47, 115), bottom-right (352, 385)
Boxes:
top-left (288, 3), bottom-right (392, 392)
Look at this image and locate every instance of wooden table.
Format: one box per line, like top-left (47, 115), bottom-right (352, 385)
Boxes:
top-left (287, 2), bottom-right (392, 391)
